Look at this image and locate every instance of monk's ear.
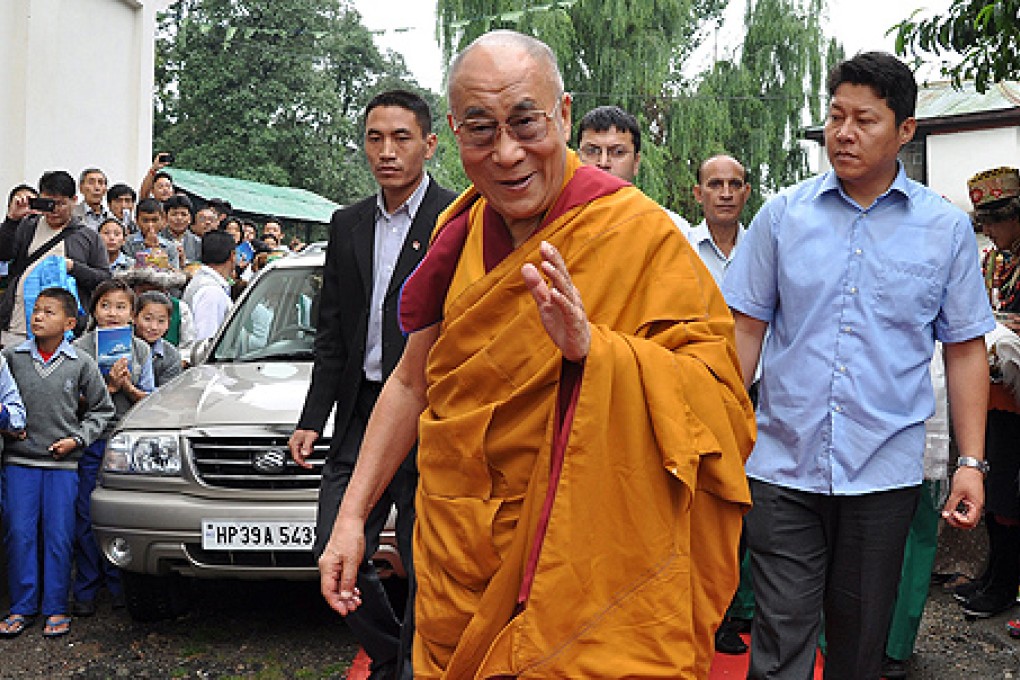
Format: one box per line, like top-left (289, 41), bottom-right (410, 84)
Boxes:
top-left (558, 92), bottom-right (572, 139)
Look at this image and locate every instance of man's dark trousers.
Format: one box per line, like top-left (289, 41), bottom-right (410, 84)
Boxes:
top-left (745, 478), bottom-right (919, 680)
top-left (314, 378), bottom-right (416, 680)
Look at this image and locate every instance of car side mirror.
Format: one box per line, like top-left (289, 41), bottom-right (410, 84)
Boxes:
top-left (189, 338), bottom-right (213, 366)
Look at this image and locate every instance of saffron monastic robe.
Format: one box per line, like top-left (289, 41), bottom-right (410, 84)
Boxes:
top-left (400, 152), bottom-right (755, 679)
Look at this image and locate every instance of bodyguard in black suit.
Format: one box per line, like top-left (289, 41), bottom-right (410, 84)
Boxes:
top-left (290, 90), bottom-right (457, 680)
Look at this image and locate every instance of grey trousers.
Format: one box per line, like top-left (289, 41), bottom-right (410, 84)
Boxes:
top-left (745, 479), bottom-right (919, 680)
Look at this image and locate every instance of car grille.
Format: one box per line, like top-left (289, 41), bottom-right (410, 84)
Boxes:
top-left (190, 436), bottom-right (327, 490)
top-left (185, 544), bottom-right (316, 568)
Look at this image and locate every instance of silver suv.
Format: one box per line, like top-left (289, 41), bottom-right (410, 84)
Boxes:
top-left (91, 247), bottom-right (404, 621)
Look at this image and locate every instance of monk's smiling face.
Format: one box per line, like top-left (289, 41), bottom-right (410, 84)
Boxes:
top-left (448, 39), bottom-right (572, 244)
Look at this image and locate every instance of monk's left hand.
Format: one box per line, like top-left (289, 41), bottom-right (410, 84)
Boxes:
top-left (522, 241), bottom-right (590, 362)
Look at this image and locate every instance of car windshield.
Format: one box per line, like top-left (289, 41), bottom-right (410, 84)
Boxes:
top-left (211, 265), bottom-right (321, 362)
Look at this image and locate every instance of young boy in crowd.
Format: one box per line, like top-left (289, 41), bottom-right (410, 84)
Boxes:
top-left (134, 290), bottom-right (182, 386)
top-left (71, 279), bottom-right (154, 616)
top-left (161, 194), bottom-right (201, 266)
top-left (98, 218), bottom-right (130, 272)
top-left (123, 199), bottom-right (180, 270)
top-left (0, 288), bottom-right (113, 638)
top-left (106, 184), bottom-right (137, 234)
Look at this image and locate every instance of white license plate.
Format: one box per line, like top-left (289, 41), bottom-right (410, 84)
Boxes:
top-left (201, 520), bottom-right (316, 551)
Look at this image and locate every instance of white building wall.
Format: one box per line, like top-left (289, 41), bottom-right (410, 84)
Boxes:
top-left (0, 0), bottom-right (169, 201)
top-left (927, 127), bottom-right (1020, 212)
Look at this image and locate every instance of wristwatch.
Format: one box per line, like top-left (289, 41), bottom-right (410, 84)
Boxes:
top-left (956, 456), bottom-right (990, 475)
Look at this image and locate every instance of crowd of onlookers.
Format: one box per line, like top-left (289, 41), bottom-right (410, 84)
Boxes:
top-left (0, 157), bottom-right (305, 638)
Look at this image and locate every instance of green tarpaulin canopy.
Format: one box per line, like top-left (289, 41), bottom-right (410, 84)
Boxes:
top-left (168, 168), bottom-right (340, 224)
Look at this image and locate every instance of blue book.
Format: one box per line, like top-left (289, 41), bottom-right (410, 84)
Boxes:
top-left (235, 241), bottom-right (255, 266)
top-left (97, 325), bottom-right (133, 376)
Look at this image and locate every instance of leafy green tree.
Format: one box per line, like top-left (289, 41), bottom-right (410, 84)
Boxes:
top-left (671, 0), bottom-right (839, 218)
top-left (893, 0), bottom-right (1020, 91)
top-left (155, 0), bottom-right (428, 204)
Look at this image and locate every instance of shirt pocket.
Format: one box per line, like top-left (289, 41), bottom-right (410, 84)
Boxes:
top-left (872, 259), bottom-right (941, 328)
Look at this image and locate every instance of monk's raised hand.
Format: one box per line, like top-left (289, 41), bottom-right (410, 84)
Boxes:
top-left (522, 241), bottom-right (590, 362)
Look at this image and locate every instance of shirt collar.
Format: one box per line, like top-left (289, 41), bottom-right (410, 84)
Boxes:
top-left (15, 337), bottom-right (78, 362)
top-left (692, 219), bottom-right (745, 247)
top-left (150, 337), bottom-right (166, 357)
top-left (817, 161), bottom-right (911, 208)
top-left (199, 264), bottom-right (231, 289)
top-left (376, 173), bottom-right (430, 221)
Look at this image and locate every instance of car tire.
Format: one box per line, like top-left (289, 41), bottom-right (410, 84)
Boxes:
top-left (121, 571), bottom-right (190, 622)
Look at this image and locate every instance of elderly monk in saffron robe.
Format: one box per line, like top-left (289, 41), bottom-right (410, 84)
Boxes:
top-left (319, 30), bottom-right (755, 679)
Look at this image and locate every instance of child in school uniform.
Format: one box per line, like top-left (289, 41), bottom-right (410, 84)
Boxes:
top-left (0, 287), bottom-right (113, 638)
top-left (71, 279), bottom-right (154, 616)
top-left (134, 290), bottom-right (182, 387)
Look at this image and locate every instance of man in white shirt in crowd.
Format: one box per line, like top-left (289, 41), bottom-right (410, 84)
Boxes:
top-left (684, 154), bottom-right (752, 286)
top-left (182, 229), bottom-right (235, 342)
top-left (685, 153), bottom-right (755, 656)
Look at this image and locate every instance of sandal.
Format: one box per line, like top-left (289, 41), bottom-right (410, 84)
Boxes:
top-left (42, 615), bottom-right (70, 638)
top-left (0, 613), bottom-right (35, 638)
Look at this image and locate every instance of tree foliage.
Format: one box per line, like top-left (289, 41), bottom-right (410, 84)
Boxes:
top-left (155, 0), bottom-right (441, 204)
top-left (436, 0), bottom-right (837, 222)
top-left (671, 0), bottom-right (840, 217)
top-left (893, 0), bottom-right (1020, 92)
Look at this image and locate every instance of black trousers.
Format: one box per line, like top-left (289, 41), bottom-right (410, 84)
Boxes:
top-left (745, 479), bottom-right (919, 680)
top-left (315, 378), bottom-right (417, 680)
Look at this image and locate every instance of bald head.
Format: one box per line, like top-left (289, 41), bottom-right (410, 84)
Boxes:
top-left (694, 154), bottom-right (750, 230)
top-left (446, 30), bottom-right (563, 103)
top-left (443, 30), bottom-right (573, 245)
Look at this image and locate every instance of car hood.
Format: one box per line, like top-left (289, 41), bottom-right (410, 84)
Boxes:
top-left (118, 362), bottom-right (316, 431)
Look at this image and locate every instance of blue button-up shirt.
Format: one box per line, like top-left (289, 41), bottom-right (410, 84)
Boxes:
top-left (722, 166), bottom-right (994, 495)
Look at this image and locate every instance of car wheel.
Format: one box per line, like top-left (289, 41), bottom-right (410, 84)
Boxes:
top-left (121, 571), bottom-right (190, 622)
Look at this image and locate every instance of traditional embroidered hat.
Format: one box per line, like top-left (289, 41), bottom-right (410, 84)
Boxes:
top-left (969, 167), bottom-right (1020, 212)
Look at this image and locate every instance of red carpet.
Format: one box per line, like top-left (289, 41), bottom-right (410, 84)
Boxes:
top-left (346, 637), bottom-right (825, 679)
top-left (345, 647), bottom-right (372, 680)
top-left (708, 634), bottom-right (824, 679)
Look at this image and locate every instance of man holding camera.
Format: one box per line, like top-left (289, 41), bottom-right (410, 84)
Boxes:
top-left (140, 152), bottom-right (176, 204)
top-left (0, 171), bottom-right (110, 346)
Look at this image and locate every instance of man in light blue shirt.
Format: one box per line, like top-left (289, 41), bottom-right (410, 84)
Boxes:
top-left (722, 52), bottom-right (993, 679)
top-left (683, 154), bottom-right (751, 287)
top-left (685, 153), bottom-right (756, 656)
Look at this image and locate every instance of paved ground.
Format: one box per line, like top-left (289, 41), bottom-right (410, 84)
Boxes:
top-left (909, 519), bottom-right (1020, 678)
top-left (0, 519), bottom-right (1016, 678)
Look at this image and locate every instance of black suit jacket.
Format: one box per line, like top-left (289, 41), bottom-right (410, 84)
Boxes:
top-left (297, 176), bottom-right (458, 448)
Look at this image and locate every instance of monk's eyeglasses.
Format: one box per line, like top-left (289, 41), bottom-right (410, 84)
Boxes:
top-left (451, 101), bottom-right (561, 149)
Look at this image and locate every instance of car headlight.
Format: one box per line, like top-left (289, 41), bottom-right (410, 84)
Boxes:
top-left (105, 432), bottom-right (182, 475)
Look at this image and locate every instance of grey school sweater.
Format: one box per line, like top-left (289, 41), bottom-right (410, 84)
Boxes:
top-left (2, 340), bottom-right (114, 471)
top-left (75, 330), bottom-right (152, 438)
top-left (150, 338), bottom-right (183, 387)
